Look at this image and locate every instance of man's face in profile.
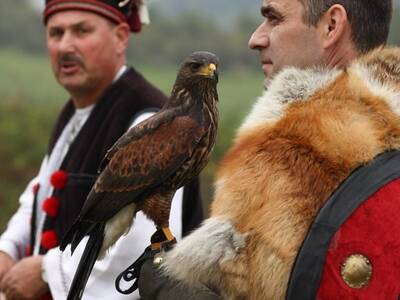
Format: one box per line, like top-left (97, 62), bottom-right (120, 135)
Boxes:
top-left (249, 0), bottom-right (325, 86)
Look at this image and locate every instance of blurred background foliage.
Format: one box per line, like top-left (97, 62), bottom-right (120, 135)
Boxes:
top-left (0, 0), bottom-right (399, 230)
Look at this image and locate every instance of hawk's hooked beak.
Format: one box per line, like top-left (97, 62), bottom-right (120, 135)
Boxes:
top-left (199, 63), bottom-right (219, 81)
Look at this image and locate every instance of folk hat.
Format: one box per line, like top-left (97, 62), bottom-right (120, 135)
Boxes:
top-left (43, 0), bottom-right (150, 33)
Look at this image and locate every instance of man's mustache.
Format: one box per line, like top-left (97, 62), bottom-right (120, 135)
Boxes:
top-left (58, 54), bottom-right (85, 68)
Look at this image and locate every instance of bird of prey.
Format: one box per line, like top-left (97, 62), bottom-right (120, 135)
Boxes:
top-left (60, 51), bottom-right (219, 300)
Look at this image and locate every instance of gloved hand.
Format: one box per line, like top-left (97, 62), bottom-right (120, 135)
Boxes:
top-left (138, 258), bottom-right (222, 300)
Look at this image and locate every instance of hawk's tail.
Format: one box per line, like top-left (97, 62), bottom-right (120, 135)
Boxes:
top-left (66, 223), bottom-right (105, 300)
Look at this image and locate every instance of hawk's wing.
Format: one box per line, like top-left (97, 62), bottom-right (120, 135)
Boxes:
top-left (80, 113), bottom-right (205, 221)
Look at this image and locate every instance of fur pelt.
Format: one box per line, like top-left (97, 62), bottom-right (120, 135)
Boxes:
top-left (161, 47), bottom-right (400, 299)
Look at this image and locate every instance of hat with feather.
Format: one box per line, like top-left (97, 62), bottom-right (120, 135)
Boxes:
top-left (43, 0), bottom-right (149, 33)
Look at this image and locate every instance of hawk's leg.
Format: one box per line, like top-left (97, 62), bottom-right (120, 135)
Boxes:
top-left (151, 226), bottom-right (177, 252)
top-left (140, 191), bottom-right (176, 250)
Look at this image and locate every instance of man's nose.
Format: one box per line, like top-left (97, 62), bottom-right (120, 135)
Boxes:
top-left (248, 22), bottom-right (269, 50)
top-left (58, 32), bottom-right (75, 52)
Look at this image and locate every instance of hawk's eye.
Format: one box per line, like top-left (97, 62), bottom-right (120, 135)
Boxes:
top-left (191, 63), bottom-right (202, 72)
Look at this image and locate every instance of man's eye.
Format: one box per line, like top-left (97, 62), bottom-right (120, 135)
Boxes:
top-left (77, 27), bottom-right (91, 35)
top-left (266, 14), bottom-right (280, 25)
top-left (49, 29), bottom-right (63, 38)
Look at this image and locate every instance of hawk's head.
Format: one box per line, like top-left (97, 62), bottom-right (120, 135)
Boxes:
top-left (177, 51), bottom-right (219, 84)
top-left (169, 51), bottom-right (219, 109)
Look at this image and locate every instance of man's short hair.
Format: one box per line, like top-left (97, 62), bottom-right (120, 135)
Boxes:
top-left (301, 0), bottom-right (393, 53)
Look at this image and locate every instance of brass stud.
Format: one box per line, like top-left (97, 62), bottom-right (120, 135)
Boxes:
top-left (153, 255), bottom-right (164, 266)
top-left (341, 254), bottom-right (372, 289)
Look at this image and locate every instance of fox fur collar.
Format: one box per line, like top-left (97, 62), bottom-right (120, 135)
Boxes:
top-left (161, 47), bottom-right (400, 300)
top-left (239, 51), bottom-right (400, 135)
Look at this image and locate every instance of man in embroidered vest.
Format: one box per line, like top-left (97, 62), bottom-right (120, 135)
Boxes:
top-left (0, 1), bottom-right (203, 299)
top-left (137, 1), bottom-right (400, 299)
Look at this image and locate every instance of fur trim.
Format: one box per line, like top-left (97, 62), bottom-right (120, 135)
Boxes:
top-left (161, 217), bottom-right (246, 287)
top-left (350, 59), bottom-right (400, 116)
top-left (238, 67), bottom-right (341, 135)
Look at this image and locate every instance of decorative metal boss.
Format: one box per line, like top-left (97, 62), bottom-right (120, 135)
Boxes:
top-left (340, 253), bottom-right (372, 289)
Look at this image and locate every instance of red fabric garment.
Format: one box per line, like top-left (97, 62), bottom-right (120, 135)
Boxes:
top-left (317, 178), bottom-right (400, 299)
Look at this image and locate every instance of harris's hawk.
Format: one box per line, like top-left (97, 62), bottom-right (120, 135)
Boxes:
top-left (60, 51), bottom-right (219, 300)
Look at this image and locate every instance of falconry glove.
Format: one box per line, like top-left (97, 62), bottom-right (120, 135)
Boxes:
top-left (138, 258), bottom-right (222, 300)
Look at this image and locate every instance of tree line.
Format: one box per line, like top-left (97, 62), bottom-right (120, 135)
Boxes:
top-left (1, 0), bottom-right (399, 70)
top-left (0, 0), bottom-right (260, 70)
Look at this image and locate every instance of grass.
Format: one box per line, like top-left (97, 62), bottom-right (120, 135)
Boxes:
top-left (0, 49), bottom-right (68, 104)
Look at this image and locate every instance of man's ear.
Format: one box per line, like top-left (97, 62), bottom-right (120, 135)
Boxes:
top-left (318, 4), bottom-right (350, 49)
top-left (114, 23), bottom-right (130, 55)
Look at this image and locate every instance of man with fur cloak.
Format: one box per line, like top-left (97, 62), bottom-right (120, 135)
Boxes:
top-left (138, 0), bottom-right (400, 299)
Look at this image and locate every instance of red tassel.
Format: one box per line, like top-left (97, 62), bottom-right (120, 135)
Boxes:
top-left (50, 170), bottom-right (68, 189)
top-left (41, 230), bottom-right (59, 250)
top-left (128, 5), bottom-right (141, 32)
top-left (42, 197), bottom-right (60, 217)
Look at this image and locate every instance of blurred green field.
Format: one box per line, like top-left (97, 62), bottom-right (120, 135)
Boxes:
top-left (0, 49), bottom-right (264, 230)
